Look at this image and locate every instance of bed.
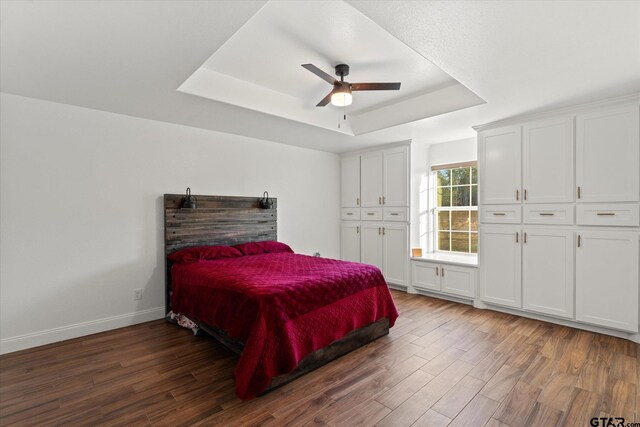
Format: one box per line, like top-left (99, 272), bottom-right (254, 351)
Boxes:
top-left (164, 194), bottom-right (398, 399)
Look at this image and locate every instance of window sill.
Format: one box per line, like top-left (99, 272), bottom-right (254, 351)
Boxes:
top-left (411, 252), bottom-right (478, 267)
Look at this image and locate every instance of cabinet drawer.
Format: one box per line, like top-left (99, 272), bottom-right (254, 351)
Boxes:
top-left (523, 204), bottom-right (574, 225)
top-left (383, 207), bottom-right (408, 222)
top-left (480, 205), bottom-right (522, 224)
top-left (361, 208), bottom-right (383, 221)
top-left (341, 208), bottom-right (360, 221)
top-left (576, 203), bottom-right (640, 226)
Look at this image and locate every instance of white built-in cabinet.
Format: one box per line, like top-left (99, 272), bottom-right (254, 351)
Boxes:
top-left (340, 144), bottom-right (410, 287)
top-left (341, 155), bottom-right (361, 208)
top-left (383, 224), bottom-right (409, 285)
top-left (478, 126), bottom-right (522, 204)
top-left (479, 226), bottom-right (522, 308)
top-left (522, 229), bottom-right (574, 319)
top-left (360, 223), bottom-right (383, 271)
top-left (360, 151), bottom-right (383, 207)
top-left (576, 104), bottom-right (640, 203)
top-left (522, 117), bottom-right (574, 203)
top-left (340, 222), bottom-right (361, 263)
top-left (382, 147), bottom-right (409, 207)
top-left (360, 146), bottom-right (409, 207)
top-left (576, 231), bottom-right (639, 332)
top-left (412, 261), bottom-right (476, 299)
top-left (477, 96), bottom-right (640, 335)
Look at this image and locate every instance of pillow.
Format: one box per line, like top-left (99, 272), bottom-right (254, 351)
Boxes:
top-left (233, 241), bottom-right (294, 256)
top-left (168, 245), bottom-right (243, 264)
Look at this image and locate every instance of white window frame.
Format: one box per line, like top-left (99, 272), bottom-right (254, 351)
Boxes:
top-left (431, 162), bottom-right (478, 254)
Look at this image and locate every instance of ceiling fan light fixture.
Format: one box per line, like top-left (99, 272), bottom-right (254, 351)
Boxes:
top-left (331, 86), bottom-right (352, 107)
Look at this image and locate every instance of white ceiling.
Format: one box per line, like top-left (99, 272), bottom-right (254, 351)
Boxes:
top-left (180, 0), bottom-right (483, 135)
top-left (1, 1), bottom-right (639, 153)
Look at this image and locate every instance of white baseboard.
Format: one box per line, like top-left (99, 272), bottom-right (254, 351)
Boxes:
top-left (0, 307), bottom-right (165, 355)
top-left (474, 302), bottom-right (640, 344)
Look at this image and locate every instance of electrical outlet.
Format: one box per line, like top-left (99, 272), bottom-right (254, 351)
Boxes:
top-left (133, 289), bottom-right (142, 300)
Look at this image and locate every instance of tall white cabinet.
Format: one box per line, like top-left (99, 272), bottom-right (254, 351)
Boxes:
top-left (576, 104), bottom-right (640, 203)
top-left (477, 96), bottom-right (640, 336)
top-left (340, 144), bottom-right (410, 288)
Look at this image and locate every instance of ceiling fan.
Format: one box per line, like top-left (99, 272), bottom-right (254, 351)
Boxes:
top-left (302, 63), bottom-right (401, 107)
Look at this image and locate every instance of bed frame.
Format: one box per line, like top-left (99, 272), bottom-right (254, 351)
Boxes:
top-left (163, 193), bottom-right (389, 394)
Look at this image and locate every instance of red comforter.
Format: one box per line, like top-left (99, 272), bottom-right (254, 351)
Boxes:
top-left (170, 252), bottom-right (398, 399)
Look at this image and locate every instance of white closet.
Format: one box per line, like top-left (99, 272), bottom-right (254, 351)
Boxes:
top-left (477, 96), bottom-right (639, 334)
top-left (340, 144), bottom-right (410, 288)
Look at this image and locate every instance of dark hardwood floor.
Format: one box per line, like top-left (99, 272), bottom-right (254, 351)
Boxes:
top-left (1, 290), bottom-right (638, 426)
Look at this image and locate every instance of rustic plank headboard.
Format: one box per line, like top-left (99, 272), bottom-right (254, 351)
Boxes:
top-left (163, 193), bottom-right (277, 312)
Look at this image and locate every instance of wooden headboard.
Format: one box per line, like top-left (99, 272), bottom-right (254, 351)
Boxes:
top-left (163, 193), bottom-right (277, 312)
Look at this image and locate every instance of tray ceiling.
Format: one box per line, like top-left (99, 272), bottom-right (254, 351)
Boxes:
top-left (178, 1), bottom-right (484, 135)
top-left (2, 1), bottom-right (638, 152)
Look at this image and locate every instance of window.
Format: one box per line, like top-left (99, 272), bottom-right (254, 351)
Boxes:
top-left (434, 162), bottom-right (478, 253)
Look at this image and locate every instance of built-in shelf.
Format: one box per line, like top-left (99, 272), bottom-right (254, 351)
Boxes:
top-left (411, 252), bottom-right (478, 267)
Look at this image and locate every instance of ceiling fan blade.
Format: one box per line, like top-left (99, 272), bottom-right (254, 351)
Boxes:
top-left (316, 90), bottom-right (334, 107)
top-left (351, 82), bottom-right (401, 91)
top-left (302, 64), bottom-right (338, 85)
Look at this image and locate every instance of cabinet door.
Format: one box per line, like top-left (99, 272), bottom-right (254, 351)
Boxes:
top-left (576, 231), bottom-right (639, 332)
top-left (360, 151), bottom-right (383, 207)
top-left (341, 155), bottom-right (361, 208)
top-left (479, 226), bottom-right (522, 308)
top-left (523, 117), bottom-right (574, 203)
top-left (522, 229), bottom-right (574, 318)
top-left (360, 223), bottom-right (383, 271)
top-left (340, 222), bottom-right (361, 263)
top-left (412, 262), bottom-right (440, 291)
top-left (576, 104), bottom-right (640, 202)
top-left (383, 146), bottom-right (408, 207)
top-left (382, 224), bottom-right (408, 286)
top-left (441, 265), bottom-right (476, 298)
top-left (479, 126), bottom-right (522, 204)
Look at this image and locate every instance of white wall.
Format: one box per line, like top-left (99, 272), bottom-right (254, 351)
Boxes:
top-left (427, 137), bottom-right (477, 170)
top-left (0, 93), bottom-right (341, 353)
top-left (410, 137), bottom-right (477, 252)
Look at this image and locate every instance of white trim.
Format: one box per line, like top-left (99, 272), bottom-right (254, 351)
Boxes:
top-left (0, 307), bottom-right (165, 355)
top-left (340, 140), bottom-right (411, 157)
top-left (409, 287), bottom-right (475, 306)
top-left (472, 93), bottom-right (640, 132)
top-left (475, 301), bottom-right (640, 344)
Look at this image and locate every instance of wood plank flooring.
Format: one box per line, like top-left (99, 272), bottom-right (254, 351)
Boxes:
top-left (1, 290), bottom-right (638, 426)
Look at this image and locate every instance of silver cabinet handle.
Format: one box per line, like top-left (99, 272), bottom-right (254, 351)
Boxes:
top-left (378, 227), bottom-right (381, 235)
top-left (539, 213), bottom-right (555, 216)
top-left (516, 232), bottom-right (519, 243)
top-left (378, 196), bottom-right (382, 205)
top-left (596, 213), bottom-right (616, 216)
top-left (390, 213), bottom-right (399, 216)
top-left (577, 186), bottom-right (581, 199)
top-left (435, 266), bottom-right (438, 276)
top-left (524, 189), bottom-right (528, 201)
top-left (492, 213), bottom-right (506, 216)
top-left (356, 198), bottom-right (360, 206)
top-left (516, 190), bottom-right (520, 201)
top-left (441, 267), bottom-right (445, 277)
top-left (382, 227), bottom-right (385, 235)
top-left (367, 212), bottom-right (375, 216)
top-left (578, 235), bottom-right (582, 247)
top-left (383, 196), bottom-right (386, 204)
top-left (524, 232), bottom-right (527, 244)
top-left (356, 226), bottom-right (359, 234)
top-left (346, 213), bottom-right (353, 216)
